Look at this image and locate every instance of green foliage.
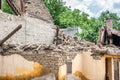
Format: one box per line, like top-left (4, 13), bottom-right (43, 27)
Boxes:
top-left (78, 11), bottom-right (120, 43)
top-left (44, 0), bottom-right (120, 43)
top-left (98, 10), bottom-right (120, 30)
top-left (44, 0), bottom-right (67, 26)
top-left (2, 0), bottom-right (15, 14)
top-left (44, 0), bottom-right (82, 28)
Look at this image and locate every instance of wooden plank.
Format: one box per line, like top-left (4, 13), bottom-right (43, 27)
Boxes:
top-left (0, 0), bottom-right (1, 9)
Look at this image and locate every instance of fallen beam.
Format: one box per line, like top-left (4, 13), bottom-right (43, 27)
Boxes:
top-left (0, 25), bottom-right (22, 46)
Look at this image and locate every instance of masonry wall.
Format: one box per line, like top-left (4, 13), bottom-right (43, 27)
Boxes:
top-left (3, 50), bottom-right (79, 76)
top-left (0, 11), bottom-right (56, 45)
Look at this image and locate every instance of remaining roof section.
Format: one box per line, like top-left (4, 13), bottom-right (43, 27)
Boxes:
top-left (6, 0), bottom-right (53, 23)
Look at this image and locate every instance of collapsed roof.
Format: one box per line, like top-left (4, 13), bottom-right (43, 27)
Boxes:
top-left (98, 18), bottom-right (120, 46)
top-left (93, 18), bottom-right (120, 57)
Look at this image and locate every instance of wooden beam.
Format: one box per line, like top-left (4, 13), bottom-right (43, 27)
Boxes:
top-left (0, 25), bottom-right (22, 46)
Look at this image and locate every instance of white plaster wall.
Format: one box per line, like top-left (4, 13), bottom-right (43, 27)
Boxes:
top-left (0, 11), bottom-right (56, 45)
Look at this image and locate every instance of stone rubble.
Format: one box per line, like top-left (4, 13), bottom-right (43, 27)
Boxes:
top-left (0, 31), bottom-right (120, 57)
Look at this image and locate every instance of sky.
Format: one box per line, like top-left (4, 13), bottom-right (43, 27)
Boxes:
top-left (63, 0), bottom-right (120, 18)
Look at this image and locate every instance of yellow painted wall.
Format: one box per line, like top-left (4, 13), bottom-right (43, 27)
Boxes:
top-left (0, 54), bottom-right (48, 80)
top-left (82, 51), bottom-right (105, 80)
top-left (58, 51), bottom-right (106, 80)
top-left (58, 64), bottom-right (67, 80)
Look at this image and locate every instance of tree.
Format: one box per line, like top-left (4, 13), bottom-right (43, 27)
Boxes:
top-left (98, 10), bottom-right (120, 30)
top-left (2, 0), bottom-right (15, 14)
top-left (44, 0), bottom-right (120, 43)
top-left (44, 0), bottom-right (82, 28)
top-left (44, 0), bottom-right (68, 26)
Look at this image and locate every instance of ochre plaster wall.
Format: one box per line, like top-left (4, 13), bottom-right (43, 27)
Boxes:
top-left (0, 54), bottom-right (48, 80)
top-left (81, 51), bottom-right (105, 80)
top-left (59, 51), bottom-right (106, 80)
top-left (58, 64), bottom-right (67, 80)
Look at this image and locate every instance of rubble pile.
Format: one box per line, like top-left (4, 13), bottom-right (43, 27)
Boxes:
top-left (0, 31), bottom-right (95, 55)
top-left (0, 31), bottom-right (120, 57)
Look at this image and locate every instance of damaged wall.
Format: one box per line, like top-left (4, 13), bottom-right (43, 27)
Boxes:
top-left (59, 51), bottom-right (106, 80)
top-left (73, 52), bottom-right (105, 80)
top-left (0, 0), bottom-right (56, 45)
top-left (0, 54), bottom-right (48, 80)
top-left (0, 30), bottom-right (96, 79)
top-left (0, 11), bottom-right (56, 45)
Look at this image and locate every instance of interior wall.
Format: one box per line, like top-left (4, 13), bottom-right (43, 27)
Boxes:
top-left (72, 51), bottom-right (106, 80)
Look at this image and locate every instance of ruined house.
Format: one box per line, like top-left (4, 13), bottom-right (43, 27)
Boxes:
top-left (1, 0), bottom-right (120, 80)
top-left (59, 18), bottom-right (120, 80)
top-left (0, 0), bottom-right (56, 45)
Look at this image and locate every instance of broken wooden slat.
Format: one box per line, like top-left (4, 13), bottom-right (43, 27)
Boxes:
top-left (0, 25), bottom-right (22, 46)
top-left (6, 0), bottom-right (24, 15)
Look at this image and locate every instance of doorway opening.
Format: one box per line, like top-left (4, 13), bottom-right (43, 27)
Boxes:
top-left (105, 58), bottom-right (112, 80)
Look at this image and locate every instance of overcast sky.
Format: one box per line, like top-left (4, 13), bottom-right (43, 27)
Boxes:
top-left (63, 0), bottom-right (120, 18)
